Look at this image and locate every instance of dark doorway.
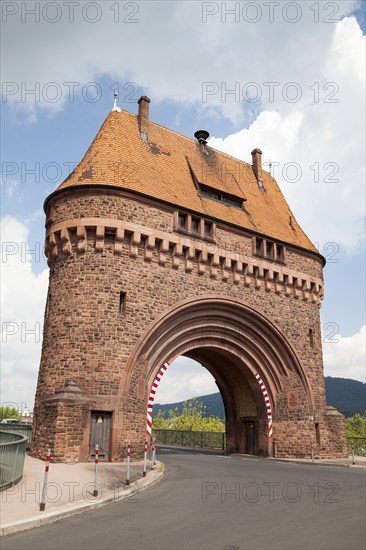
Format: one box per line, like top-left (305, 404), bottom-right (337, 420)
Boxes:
top-left (244, 421), bottom-right (257, 455)
top-left (89, 411), bottom-right (112, 461)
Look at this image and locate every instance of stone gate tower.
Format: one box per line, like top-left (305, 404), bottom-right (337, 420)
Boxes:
top-left (32, 96), bottom-right (347, 462)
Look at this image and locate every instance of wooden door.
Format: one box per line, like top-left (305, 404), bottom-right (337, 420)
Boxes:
top-left (89, 411), bottom-right (112, 461)
top-left (245, 421), bottom-right (257, 455)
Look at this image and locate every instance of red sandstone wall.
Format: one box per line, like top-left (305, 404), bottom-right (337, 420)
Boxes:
top-left (32, 188), bottom-right (346, 461)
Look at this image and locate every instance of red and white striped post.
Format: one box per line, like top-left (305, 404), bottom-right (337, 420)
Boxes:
top-left (126, 440), bottom-right (131, 485)
top-left (93, 445), bottom-right (99, 497)
top-left (146, 362), bottom-right (170, 437)
top-left (255, 372), bottom-right (273, 439)
top-left (143, 439), bottom-right (148, 477)
top-left (39, 448), bottom-right (51, 511)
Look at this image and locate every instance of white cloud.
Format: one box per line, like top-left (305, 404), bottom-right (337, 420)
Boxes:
top-left (0, 216), bottom-right (48, 411)
top-left (1, 178), bottom-right (18, 199)
top-left (209, 17), bottom-right (365, 252)
top-left (1, 1), bottom-right (360, 116)
top-left (154, 357), bottom-right (218, 405)
top-left (323, 325), bottom-right (366, 383)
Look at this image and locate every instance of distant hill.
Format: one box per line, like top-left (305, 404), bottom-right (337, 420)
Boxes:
top-left (153, 377), bottom-right (365, 420)
top-left (325, 377), bottom-right (365, 417)
top-left (153, 392), bottom-right (225, 420)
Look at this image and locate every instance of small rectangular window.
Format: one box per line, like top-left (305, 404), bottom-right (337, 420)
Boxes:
top-left (266, 242), bottom-right (274, 257)
top-left (309, 328), bottom-right (314, 348)
top-left (315, 423), bottom-right (320, 445)
top-left (178, 214), bottom-right (187, 231)
top-left (277, 245), bottom-right (284, 261)
top-left (204, 221), bottom-right (212, 239)
top-left (191, 218), bottom-right (200, 234)
top-left (255, 238), bottom-right (263, 255)
top-left (119, 292), bottom-right (126, 315)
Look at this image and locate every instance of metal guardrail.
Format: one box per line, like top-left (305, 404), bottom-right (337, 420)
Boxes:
top-left (347, 437), bottom-right (366, 456)
top-left (153, 429), bottom-right (226, 450)
top-left (0, 431), bottom-right (28, 491)
top-left (0, 423), bottom-right (32, 448)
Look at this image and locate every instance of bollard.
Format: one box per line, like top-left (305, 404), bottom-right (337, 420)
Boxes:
top-left (311, 442), bottom-right (314, 462)
top-left (39, 448), bottom-right (51, 511)
top-left (274, 438), bottom-right (277, 458)
top-left (351, 444), bottom-right (355, 465)
top-left (126, 440), bottom-right (131, 485)
top-left (153, 438), bottom-right (157, 466)
top-left (93, 445), bottom-right (99, 497)
top-left (151, 439), bottom-right (155, 470)
top-left (143, 439), bottom-right (148, 477)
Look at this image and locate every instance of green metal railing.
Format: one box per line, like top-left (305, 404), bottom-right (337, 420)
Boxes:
top-left (347, 437), bottom-right (366, 456)
top-left (0, 431), bottom-right (28, 490)
top-left (153, 429), bottom-right (226, 450)
top-left (0, 423), bottom-right (32, 448)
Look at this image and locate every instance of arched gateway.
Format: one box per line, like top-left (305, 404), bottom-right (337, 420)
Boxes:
top-left (31, 96), bottom-right (347, 462)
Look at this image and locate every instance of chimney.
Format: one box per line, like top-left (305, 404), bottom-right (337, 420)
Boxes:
top-left (251, 148), bottom-right (263, 183)
top-left (137, 96), bottom-right (150, 142)
top-left (194, 130), bottom-right (210, 148)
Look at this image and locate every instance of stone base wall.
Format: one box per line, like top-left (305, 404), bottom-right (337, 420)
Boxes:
top-left (273, 411), bottom-right (347, 459)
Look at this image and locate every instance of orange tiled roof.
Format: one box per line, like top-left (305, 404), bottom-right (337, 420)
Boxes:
top-left (57, 108), bottom-right (317, 254)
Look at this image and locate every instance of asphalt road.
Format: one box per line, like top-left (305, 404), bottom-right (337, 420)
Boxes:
top-left (2, 448), bottom-right (365, 550)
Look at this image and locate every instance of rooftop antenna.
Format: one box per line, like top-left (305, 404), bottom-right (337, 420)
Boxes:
top-left (112, 90), bottom-right (121, 113)
top-left (269, 159), bottom-right (272, 176)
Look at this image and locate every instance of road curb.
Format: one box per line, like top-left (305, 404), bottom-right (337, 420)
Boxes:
top-left (268, 457), bottom-right (364, 468)
top-left (1, 462), bottom-right (165, 537)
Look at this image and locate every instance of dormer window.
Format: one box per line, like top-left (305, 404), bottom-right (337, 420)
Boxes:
top-left (185, 158), bottom-right (246, 211)
top-left (200, 184), bottom-right (244, 210)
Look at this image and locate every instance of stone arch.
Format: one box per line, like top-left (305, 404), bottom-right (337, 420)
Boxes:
top-left (124, 296), bottom-right (314, 455)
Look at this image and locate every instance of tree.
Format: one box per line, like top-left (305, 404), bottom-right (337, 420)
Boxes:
top-left (346, 411), bottom-right (366, 437)
top-left (0, 406), bottom-right (21, 422)
top-left (152, 398), bottom-right (225, 432)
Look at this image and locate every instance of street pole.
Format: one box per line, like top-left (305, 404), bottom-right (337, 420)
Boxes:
top-left (93, 445), bottom-right (99, 497)
top-left (126, 440), bottom-right (131, 485)
top-left (39, 448), bottom-right (51, 511)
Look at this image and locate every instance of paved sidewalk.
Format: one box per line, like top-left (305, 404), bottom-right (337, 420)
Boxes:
top-left (1, 454), bottom-right (164, 536)
top-left (270, 454), bottom-right (366, 468)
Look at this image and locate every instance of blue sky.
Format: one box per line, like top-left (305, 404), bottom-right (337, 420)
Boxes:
top-left (1, 1), bottom-right (365, 410)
